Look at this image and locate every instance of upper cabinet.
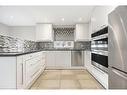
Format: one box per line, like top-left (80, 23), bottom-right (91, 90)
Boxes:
top-left (91, 6), bottom-right (116, 33)
top-left (35, 23), bottom-right (54, 42)
top-left (75, 23), bottom-right (89, 41)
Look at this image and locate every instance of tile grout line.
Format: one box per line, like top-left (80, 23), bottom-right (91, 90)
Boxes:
top-left (59, 70), bottom-right (62, 89)
top-left (30, 69), bottom-right (103, 89)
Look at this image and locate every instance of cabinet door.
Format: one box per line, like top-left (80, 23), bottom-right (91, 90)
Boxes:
top-left (91, 66), bottom-right (108, 89)
top-left (25, 57), bottom-right (42, 87)
top-left (16, 56), bottom-right (23, 89)
top-left (75, 24), bottom-right (89, 41)
top-left (41, 51), bottom-right (46, 69)
top-left (55, 51), bottom-right (71, 68)
top-left (46, 51), bottom-right (55, 67)
top-left (91, 6), bottom-right (116, 33)
top-left (36, 23), bottom-right (53, 42)
top-left (23, 52), bottom-right (45, 88)
top-left (25, 59), bottom-right (34, 87)
top-left (84, 51), bottom-right (91, 71)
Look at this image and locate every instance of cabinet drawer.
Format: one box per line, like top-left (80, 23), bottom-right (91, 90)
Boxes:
top-left (22, 51), bottom-right (45, 88)
top-left (25, 60), bottom-right (42, 84)
top-left (91, 66), bottom-right (108, 89)
top-left (25, 59), bottom-right (41, 71)
top-left (23, 52), bottom-right (42, 61)
top-left (25, 67), bottom-right (41, 86)
top-left (29, 64), bottom-right (41, 77)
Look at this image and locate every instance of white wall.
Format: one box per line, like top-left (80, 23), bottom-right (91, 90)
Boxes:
top-left (0, 23), bottom-right (36, 41)
top-left (0, 23), bottom-right (10, 36)
top-left (9, 26), bottom-right (36, 41)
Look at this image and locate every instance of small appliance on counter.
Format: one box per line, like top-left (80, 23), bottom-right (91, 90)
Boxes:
top-left (53, 41), bottom-right (74, 49)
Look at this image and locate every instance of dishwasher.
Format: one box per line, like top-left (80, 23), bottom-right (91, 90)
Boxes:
top-left (71, 51), bottom-right (84, 67)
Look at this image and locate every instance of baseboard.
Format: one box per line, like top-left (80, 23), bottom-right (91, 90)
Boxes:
top-left (46, 66), bottom-right (86, 70)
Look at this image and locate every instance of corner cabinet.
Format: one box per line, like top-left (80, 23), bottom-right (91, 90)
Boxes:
top-left (35, 23), bottom-right (54, 42)
top-left (75, 24), bottom-right (89, 41)
top-left (91, 6), bottom-right (116, 33)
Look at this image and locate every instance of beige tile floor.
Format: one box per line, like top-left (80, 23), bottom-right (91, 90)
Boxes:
top-left (30, 69), bottom-right (104, 89)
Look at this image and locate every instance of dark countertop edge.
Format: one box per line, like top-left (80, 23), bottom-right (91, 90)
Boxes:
top-left (0, 49), bottom-right (91, 56)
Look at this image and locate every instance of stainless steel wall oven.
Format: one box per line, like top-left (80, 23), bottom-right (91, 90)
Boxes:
top-left (91, 26), bottom-right (108, 73)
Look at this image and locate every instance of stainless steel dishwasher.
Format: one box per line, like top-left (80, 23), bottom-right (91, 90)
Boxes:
top-left (71, 51), bottom-right (84, 67)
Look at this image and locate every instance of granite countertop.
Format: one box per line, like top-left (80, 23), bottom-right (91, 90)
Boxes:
top-left (0, 48), bottom-right (90, 56)
top-left (0, 50), bottom-right (42, 56)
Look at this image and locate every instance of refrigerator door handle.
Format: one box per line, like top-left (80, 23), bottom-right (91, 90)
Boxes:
top-left (112, 68), bottom-right (127, 80)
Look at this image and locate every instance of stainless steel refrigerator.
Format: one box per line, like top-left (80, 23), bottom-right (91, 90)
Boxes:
top-left (109, 6), bottom-right (127, 89)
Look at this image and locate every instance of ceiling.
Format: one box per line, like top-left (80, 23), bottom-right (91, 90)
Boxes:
top-left (0, 6), bottom-right (95, 26)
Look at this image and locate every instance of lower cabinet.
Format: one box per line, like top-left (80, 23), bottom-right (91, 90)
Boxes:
top-left (55, 51), bottom-right (71, 68)
top-left (46, 51), bottom-right (71, 69)
top-left (0, 57), bottom-right (17, 89)
top-left (17, 51), bottom-right (46, 89)
top-left (46, 51), bottom-right (55, 67)
top-left (84, 51), bottom-right (108, 89)
top-left (16, 56), bottom-right (24, 89)
top-left (90, 65), bottom-right (108, 89)
top-left (84, 51), bottom-right (91, 70)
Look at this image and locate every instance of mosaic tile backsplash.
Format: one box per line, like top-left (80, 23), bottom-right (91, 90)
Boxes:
top-left (0, 35), bottom-right (91, 52)
top-left (38, 41), bottom-right (91, 50)
top-left (74, 41), bottom-right (91, 50)
top-left (0, 35), bottom-right (37, 52)
top-left (37, 42), bottom-right (54, 49)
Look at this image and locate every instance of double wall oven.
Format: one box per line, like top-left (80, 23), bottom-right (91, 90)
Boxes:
top-left (91, 26), bottom-right (108, 73)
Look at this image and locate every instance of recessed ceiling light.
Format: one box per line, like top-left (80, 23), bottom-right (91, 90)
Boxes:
top-left (79, 17), bottom-right (82, 21)
top-left (61, 18), bottom-right (64, 21)
top-left (10, 16), bottom-right (14, 19)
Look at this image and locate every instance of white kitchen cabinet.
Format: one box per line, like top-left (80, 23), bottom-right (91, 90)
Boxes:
top-left (41, 51), bottom-right (46, 70)
top-left (84, 51), bottom-right (92, 71)
top-left (83, 51), bottom-right (108, 89)
top-left (0, 57), bottom-right (16, 89)
top-left (46, 51), bottom-right (55, 68)
top-left (23, 51), bottom-right (45, 88)
top-left (25, 57), bottom-right (43, 87)
top-left (90, 65), bottom-right (108, 89)
top-left (16, 56), bottom-right (24, 89)
top-left (55, 51), bottom-right (71, 68)
top-left (91, 6), bottom-right (116, 33)
top-left (0, 51), bottom-right (46, 89)
top-left (46, 51), bottom-right (71, 69)
top-left (75, 24), bottom-right (89, 41)
top-left (36, 23), bottom-right (53, 42)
